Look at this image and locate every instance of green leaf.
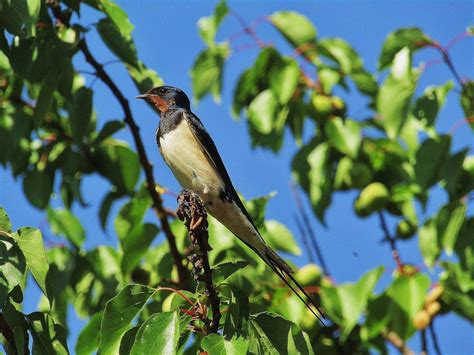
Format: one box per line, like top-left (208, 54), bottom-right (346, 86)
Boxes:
top-left (190, 44), bottom-right (228, 103)
top-left (121, 223), bottom-right (159, 275)
top-left (197, 0), bottom-right (228, 47)
top-left (248, 312), bottom-right (314, 355)
top-left (325, 117), bottom-right (361, 158)
top-left (212, 261), bottom-right (249, 285)
top-left (460, 80), bottom-right (474, 130)
top-left (318, 38), bottom-right (363, 74)
top-left (269, 57), bottom-right (300, 105)
top-left (13, 228), bottom-right (50, 301)
top-left (127, 61), bottom-right (164, 94)
top-left (114, 187), bottom-right (152, 240)
top-left (32, 72), bottom-right (58, 126)
top-left (76, 313), bottom-right (102, 355)
top-left (2, 298), bottom-right (29, 354)
top-left (0, 207), bottom-right (13, 233)
top-left (27, 312), bottom-right (69, 355)
top-left (99, 284), bottom-right (156, 355)
top-left (96, 140), bottom-right (140, 193)
top-left (321, 266), bottom-right (384, 339)
top-left (350, 69), bottom-right (378, 97)
top-left (248, 89), bottom-right (279, 134)
top-left (96, 18), bottom-right (138, 66)
top-left (438, 202), bottom-right (467, 256)
top-left (0, 238), bottom-right (27, 304)
top-left (418, 218), bottom-right (439, 268)
top-left (412, 81), bottom-right (454, 127)
top-left (231, 68), bottom-right (259, 118)
top-left (99, 0), bottom-right (134, 37)
top-left (119, 326), bottom-right (139, 355)
top-left (99, 190), bottom-right (124, 231)
top-left (0, 0), bottom-right (41, 37)
top-left (130, 312), bottom-right (180, 355)
top-left (386, 273), bottom-right (430, 340)
top-left (23, 169), bottom-right (54, 209)
top-left (69, 86), bottom-right (93, 143)
top-left (270, 11), bottom-right (317, 54)
top-left (201, 334), bottom-right (249, 355)
top-left (379, 28), bottom-right (431, 70)
top-left (414, 135), bottom-right (451, 189)
top-left (244, 192), bottom-right (276, 229)
top-left (94, 120), bottom-right (125, 145)
top-left (47, 208), bottom-right (85, 248)
top-left (377, 47), bottom-right (417, 139)
top-left (263, 220), bottom-right (301, 255)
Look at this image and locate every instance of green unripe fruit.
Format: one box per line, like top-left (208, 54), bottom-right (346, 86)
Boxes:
top-left (349, 162), bottom-right (373, 188)
top-left (396, 220), bottom-right (416, 239)
top-left (331, 96), bottom-right (346, 116)
top-left (311, 94), bottom-right (333, 116)
top-left (354, 182), bottom-right (390, 217)
top-left (295, 264), bottom-right (322, 286)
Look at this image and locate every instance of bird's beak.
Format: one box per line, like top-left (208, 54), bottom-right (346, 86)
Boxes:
top-left (136, 94), bottom-right (149, 100)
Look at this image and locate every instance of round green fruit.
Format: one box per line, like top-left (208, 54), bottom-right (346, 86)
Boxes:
top-left (396, 220), bottom-right (416, 239)
top-left (355, 182), bottom-right (390, 216)
top-left (295, 264), bottom-right (322, 286)
top-left (311, 94), bottom-right (333, 116)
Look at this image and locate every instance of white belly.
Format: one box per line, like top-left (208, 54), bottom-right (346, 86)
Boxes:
top-left (159, 119), bottom-right (224, 203)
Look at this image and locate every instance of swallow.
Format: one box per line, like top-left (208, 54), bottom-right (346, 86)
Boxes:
top-left (137, 86), bottom-right (325, 323)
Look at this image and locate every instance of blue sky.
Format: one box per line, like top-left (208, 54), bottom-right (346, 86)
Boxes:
top-left (1, 0), bottom-right (473, 353)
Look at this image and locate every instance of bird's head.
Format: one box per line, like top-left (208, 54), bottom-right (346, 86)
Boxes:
top-left (136, 86), bottom-right (190, 114)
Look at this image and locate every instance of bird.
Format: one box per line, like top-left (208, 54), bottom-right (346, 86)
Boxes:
top-left (136, 85), bottom-right (325, 323)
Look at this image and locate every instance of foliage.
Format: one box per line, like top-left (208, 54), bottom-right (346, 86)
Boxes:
top-left (0, 0), bottom-right (473, 353)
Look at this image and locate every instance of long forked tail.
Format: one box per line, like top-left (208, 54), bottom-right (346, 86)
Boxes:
top-left (263, 246), bottom-right (327, 325)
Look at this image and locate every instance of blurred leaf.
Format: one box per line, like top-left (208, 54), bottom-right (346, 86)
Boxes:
top-left (2, 298), bottom-right (29, 354)
top-left (99, 284), bottom-right (156, 355)
top-left (350, 69), bottom-right (378, 97)
top-left (0, 0), bottom-right (41, 37)
top-left (99, 190), bottom-right (124, 231)
top-left (438, 202), bottom-right (467, 256)
top-left (201, 334), bottom-right (249, 355)
top-left (325, 117), bottom-right (361, 158)
top-left (95, 120), bottom-right (125, 145)
top-left (13, 228), bottom-right (50, 301)
top-left (248, 89), bottom-right (279, 134)
top-left (23, 169), bottom-right (54, 209)
top-left (244, 192), bottom-right (276, 229)
top-left (379, 28), bottom-right (431, 70)
top-left (412, 81), bottom-right (453, 127)
top-left (197, 0), bottom-right (227, 47)
top-left (76, 312), bottom-right (102, 355)
top-left (99, 0), bottom-right (134, 37)
top-left (263, 220), bottom-right (301, 255)
top-left (377, 47), bottom-right (417, 139)
top-left (121, 223), bottom-right (159, 275)
top-left (440, 150), bottom-right (473, 200)
top-left (440, 261), bottom-right (474, 321)
top-left (32, 71), bottom-right (58, 126)
top-left (248, 312), bottom-right (314, 354)
top-left (96, 140), bottom-right (140, 193)
top-left (213, 261), bottom-right (249, 285)
top-left (270, 11), bottom-right (317, 58)
top-left (318, 38), bottom-right (363, 74)
top-left (47, 208), bottom-right (85, 248)
top-left (9, 36), bottom-right (35, 77)
top-left (27, 312), bottom-right (69, 354)
top-left (114, 187), bottom-right (152, 240)
top-left (96, 18), bottom-right (138, 66)
top-left (414, 135), bottom-right (450, 189)
top-left (128, 61), bottom-right (164, 94)
top-left (460, 80), bottom-right (474, 130)
top-left (191, 43), bottom-right (229, 103)
top-left (130, 312), bottom-right (180, 355)
top-left (269, 57), bottom-right (300, 105)
top-left (419, 218), bottom-right (439, 268)
top-left (321, 266), bottom-right (384, 339)
top-left (70, 87), bottom-right (93, 143)
top-left (386, 273), bottom-right (430, 340)
top-left (232, 68), bottom-right (259, 118)
top-left (0, 207), bottom-right (13, 232)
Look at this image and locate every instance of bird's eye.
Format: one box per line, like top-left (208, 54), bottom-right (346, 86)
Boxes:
top-left (158, 87), bottom-right (167, 95)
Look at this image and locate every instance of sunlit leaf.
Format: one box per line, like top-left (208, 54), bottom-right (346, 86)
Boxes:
top-left (99, 284), bottom-right (156, 355)
top-left (96, 18), bottom-right (138, 66)
top-left (201, 334), bottom-right (249, 355)
top-left (263, 220), bottom-right (301, 255)
top-left (325, 117), bottom-right (361, 158)
top-left (269, 57), bottom-right (300, 105)
top-left (197, 0), bottom-right (228, 47)
top-left (247, 89), bottom-right (279, 134)
top-left (47, 208), bottom-right (85, 248)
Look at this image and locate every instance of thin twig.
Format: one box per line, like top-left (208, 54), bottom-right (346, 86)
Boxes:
top-left (421, 329), bottom-right (428, 355)
top-left (429, 322), bottom-right (442, 355)
top-left (291, 184), bottom-right (330, 276)
top-left (177, 190), bottom-right (220, 334)
top-left (49, 2), bottom-right (187, 286)
top-left (229, 9), bottom-right (266, 48)
top-left (378, 211), bottom-right (403, 271)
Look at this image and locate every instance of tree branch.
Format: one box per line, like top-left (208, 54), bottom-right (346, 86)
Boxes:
top-left (49, 2), bottom-right (187, 286)
top-left (176, 190), bottom-right (220, 334)
top-left (382, 329), bottom-right (414, 355)
top-left (429, 322), bottom-right (442, 355)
